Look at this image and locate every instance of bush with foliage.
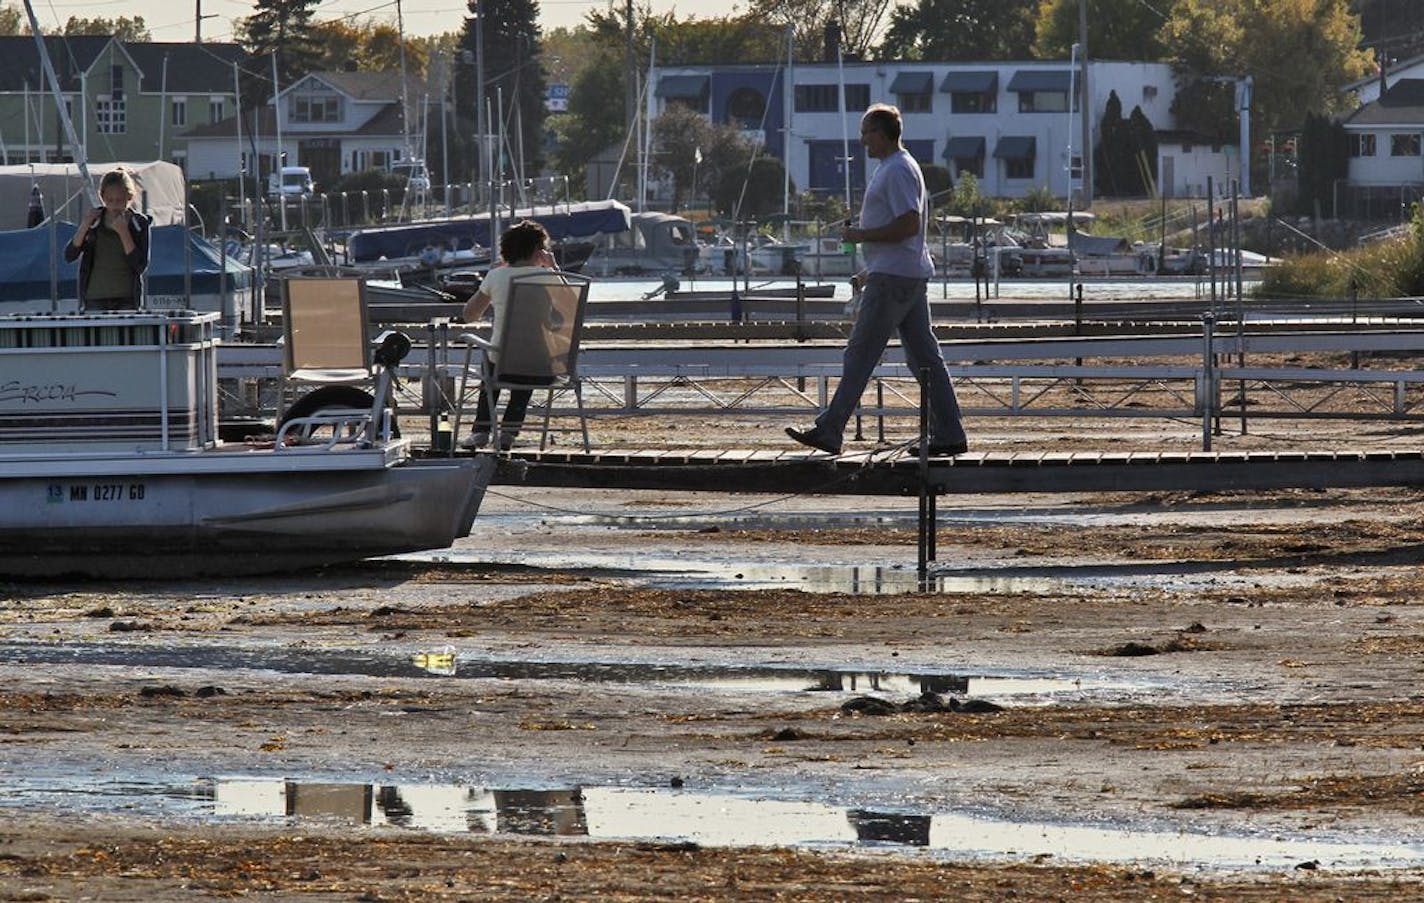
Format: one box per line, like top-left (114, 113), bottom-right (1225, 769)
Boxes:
top-left (1259, 203), bottom-right (1424, 299)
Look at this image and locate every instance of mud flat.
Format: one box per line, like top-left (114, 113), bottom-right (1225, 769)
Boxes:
top-left (6, 412), bottom-right (1424, 899)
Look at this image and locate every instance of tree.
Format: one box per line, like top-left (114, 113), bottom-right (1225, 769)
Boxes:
top-left (880, 0), bottom-right (1036, 61)
top-left (1161, 0), bottom-right (1372, 186)
top-left (1095, 91), bottom-right (1160, 197)
top-left (715, 154), bottom-right (785, 219)
top-left (1034, 0), bottom-right (1173, 60)
top-left (237, 0), bottom-right (324, 107)
top-left (457, 0), bottom-right (547, 179)
top-left (651, 105), bottom-right (711, 212)
top-left (551, 48), bottom-right (625, 190)
top-left (746, 0), bottom-right (894, 60)
top-left (652, 14), bottom-right (784, 64)
top-left (1295, 111), bottom-right (1348, 216)
top-left (311, 20), bottom-right (431, 77)
top-left (0, 5), bottom-right (22, 35)
top-left (63, 16), bottom-right (150, 40)
top-left (1355, 0), bottom-right (1424, 68)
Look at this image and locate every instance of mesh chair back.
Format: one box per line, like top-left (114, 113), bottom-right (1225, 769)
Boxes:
top-left (282, 277), bottom-right (371, 378)
top-left (494, 272), bottom-right (590, 385)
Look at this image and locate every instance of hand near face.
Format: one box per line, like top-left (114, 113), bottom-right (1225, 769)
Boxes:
top-left (104, 208), bottom-right (131, 234)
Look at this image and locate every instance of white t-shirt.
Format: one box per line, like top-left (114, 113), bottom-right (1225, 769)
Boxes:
top-left (859, 148), bottom-right (933, 280)
top-left (476, 264), bottom-right (547, 359)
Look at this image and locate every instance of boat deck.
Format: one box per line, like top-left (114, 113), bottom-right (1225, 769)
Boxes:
top-left (478, 446), bottom-right (1424, 496)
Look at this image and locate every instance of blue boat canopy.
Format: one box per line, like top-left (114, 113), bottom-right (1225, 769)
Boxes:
top-left (346, 200), bottom-right (633, 264)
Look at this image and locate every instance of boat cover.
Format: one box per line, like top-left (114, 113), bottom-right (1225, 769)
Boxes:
top-left (1067, 232), bottom-right (1133, 256)
top-left (0, 160), bottom-right (187, 229)
top-left (0, 222), bottom-right (254, 304)
top-left (346, 199), bottom-right (632, 263)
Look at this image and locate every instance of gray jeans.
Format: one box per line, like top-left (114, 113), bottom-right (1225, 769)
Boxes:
top-left (815, 272), bottom-right (966, 444)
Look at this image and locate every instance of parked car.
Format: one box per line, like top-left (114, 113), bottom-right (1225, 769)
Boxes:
top-left (268, 166), bottom-right (315, 200)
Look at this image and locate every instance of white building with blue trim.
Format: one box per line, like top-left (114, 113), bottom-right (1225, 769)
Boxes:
top-left (651, 59), bottom-right (1235, 201)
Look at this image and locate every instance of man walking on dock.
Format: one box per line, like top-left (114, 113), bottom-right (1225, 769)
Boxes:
top-left (787, 103), bottom-right (968, 457)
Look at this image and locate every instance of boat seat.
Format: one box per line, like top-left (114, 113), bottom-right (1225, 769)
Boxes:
top-left (279, 275), bottom-right (397, 444)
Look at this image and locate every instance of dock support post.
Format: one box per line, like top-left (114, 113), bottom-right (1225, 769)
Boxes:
top-left (1201, 313), bottom-right (1215, 452)
top-left (916, 367), bottom-right (936, 580)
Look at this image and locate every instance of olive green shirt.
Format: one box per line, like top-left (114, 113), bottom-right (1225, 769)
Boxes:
top-left (85, 226), bottom-right (133, 301)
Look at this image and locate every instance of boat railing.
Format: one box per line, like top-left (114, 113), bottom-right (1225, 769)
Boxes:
top-left (273, 405), bottom-right (397, 451)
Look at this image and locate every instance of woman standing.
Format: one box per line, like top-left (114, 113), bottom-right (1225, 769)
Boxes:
top-left (64, 168), bottom-right (151, 311)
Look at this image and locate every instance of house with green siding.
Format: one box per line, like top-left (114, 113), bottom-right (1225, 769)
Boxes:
top-left (0, 36), bottom-right (245, 170)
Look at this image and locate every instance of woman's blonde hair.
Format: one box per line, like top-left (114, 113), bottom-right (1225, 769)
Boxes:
top-left (100, 168), bottom-right (137, 199)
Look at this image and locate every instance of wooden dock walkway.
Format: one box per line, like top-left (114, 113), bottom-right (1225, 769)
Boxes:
top-left (484, 447), bottom-right (1424, 497)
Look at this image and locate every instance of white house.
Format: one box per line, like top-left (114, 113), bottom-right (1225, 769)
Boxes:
top-left (183, 70), bottom-right (427, 188)
top-left (651, 59), bottom-right (1233, 201)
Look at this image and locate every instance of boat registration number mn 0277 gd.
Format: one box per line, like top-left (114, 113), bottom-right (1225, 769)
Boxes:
top-left (47, 482), bottom-right (147, 503)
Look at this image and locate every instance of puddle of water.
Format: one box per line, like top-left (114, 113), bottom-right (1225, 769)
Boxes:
top-left (6, 775), bottom-right (1418, 870)
top-left (410, 550), bottom-right (1067, 594)
top-left (0, 642), bottom-right (1139, 701)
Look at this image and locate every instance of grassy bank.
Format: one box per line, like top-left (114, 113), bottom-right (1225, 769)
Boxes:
top-left (1259, 211), bottom-right (1424, 299)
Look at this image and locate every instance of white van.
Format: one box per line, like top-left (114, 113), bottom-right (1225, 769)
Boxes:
top-left (268, 165), bottom-right (315, 199)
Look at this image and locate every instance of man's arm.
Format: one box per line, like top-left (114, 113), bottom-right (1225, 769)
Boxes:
top-left (844, 209), bottom-right (919, 244)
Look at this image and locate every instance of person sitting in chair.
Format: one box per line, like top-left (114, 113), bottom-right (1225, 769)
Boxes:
top-left (460, 219), bottom-right (558, 449)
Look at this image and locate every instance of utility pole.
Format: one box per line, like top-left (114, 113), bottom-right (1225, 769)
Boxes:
top-left (195, 0), bottom-right (216, 43)
top-left (474, 1), bottom-right (486, 208)
top-left (625, 0), bottom-right (635, 133)
top-left (1077, 0), bottom-right (1092, 202)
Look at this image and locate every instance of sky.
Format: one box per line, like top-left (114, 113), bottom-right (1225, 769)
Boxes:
top-left (42, 0), bottom-right (744, 44)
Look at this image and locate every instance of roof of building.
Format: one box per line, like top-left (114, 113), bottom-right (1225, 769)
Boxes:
top-left (1345, 78), bottom-right (1424, 126)
top-left (0, 37), bottom-right (246, 93)
top-left (288, 70), bottom-right (432, 102)
top-left (183, 100), bottom-right (407, 141)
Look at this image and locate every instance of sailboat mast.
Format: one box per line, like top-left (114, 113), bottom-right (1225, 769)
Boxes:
top-left (783, 24), bottom-right (792, 224)
top-left (836, 38), bottom-right (850, 212)
top-left (21, 0), bottom-right (95, 204)
top-left (396, 0), bottom-right (413, 161)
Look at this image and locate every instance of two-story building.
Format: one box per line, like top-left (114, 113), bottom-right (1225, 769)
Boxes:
top-left (651, 59), bottom-right (1235, 201)
top-left (0, 36), bottom-right (245, 168)
top-left (183, 70), bottom-right (428, 190)
top-left (1341, 59), bottom-right (1424, 216)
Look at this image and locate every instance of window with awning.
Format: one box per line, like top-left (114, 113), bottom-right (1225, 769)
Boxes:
top-left (942, 71), bottom-right (998, 114)
top-left (994, 136), bottom-right (1036, 179)
top-left (1006, 70), bottom-right (1072, 93)
top-left (944, 136), bottom-right (986, 178)
top-left (889, 71), bottom-right (933, 113)
top-left (941, 71), bottom-right (998, 94)
top-left (1007, 70), bottom-right (1073, 113)
top-left (943, 136), bottom-right (986, 159)
top-left (656, 75), bottom-right (709, 100)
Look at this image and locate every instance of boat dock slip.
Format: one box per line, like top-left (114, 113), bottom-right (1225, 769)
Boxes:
top-left (482, 447), bottom-right (1424, 497)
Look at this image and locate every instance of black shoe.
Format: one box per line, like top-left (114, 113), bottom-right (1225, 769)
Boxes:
top-left (785, 426), bottom-right (841, 455)
top-left (908, 440), bottom-right (969, 458)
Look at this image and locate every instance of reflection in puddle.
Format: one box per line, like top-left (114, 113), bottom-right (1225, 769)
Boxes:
top-left (413, 550), bottom-right (1065, 594)
top-left (10, 776), bottom-right (1421, 870)
top-left (0, 642), bottom-right (1133, 701)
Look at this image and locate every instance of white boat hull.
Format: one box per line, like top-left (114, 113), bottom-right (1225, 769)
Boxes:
top-left (0, 310), bottom-right (496, 578)
top-left (0, 454), bottom-right (494, 578)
